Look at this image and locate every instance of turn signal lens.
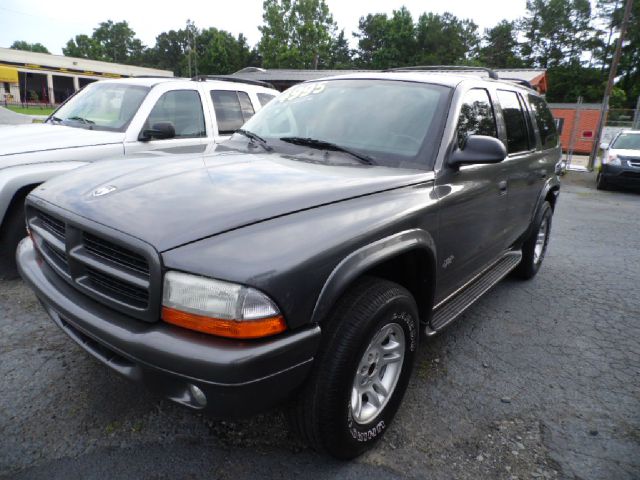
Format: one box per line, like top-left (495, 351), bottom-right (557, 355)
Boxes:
top-left (161, 271), bottom-right (286, 339)
top-left (162, 306), bottom-right (286, 339)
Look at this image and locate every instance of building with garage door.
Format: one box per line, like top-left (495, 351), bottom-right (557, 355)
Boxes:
top-left (0, 47), bottom-right (172, 105)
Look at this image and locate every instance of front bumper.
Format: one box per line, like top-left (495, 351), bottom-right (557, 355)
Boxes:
top-left (601, 162), bottom-right (640, 187)
top-left (17, 237), bottom-right (320, 417)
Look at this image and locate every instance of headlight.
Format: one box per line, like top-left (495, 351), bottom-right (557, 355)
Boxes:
top-left (161, 271), bottom-right (286, 339)
top-left (605, 153), bottom-right (621, 166)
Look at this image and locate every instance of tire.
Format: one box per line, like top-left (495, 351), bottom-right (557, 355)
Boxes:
top-left (0, 192), bottom-right (29, 280)
top-left (596, 172), bottom-right (608, 191)
top-left (514, 201), bottom-right (553, 280)
top-left (288, 277), bottom-right (420, 459)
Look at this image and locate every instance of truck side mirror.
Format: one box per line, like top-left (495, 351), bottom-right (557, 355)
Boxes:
top-left (449, 135), bottom-right (507, 167)
top-left (139, 122), bottom-right (176, 141)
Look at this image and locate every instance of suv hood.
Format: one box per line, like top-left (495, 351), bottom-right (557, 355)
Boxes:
top-left (0, 123), bottom-right (124, 156)
top-left (610, 148), bottom-right (640, 159)
top-left (31, 151), bottom-right (430, 251)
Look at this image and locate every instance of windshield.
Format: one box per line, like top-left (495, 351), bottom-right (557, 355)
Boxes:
top-left (611, 133), bottom-right (640, 151)
top-left (50, 82), bottom-right (150, 132)
top-left (240, 79), bottom-right (451, 169)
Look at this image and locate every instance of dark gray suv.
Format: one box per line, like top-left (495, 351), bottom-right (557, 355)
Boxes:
top-left (17, 69), bottom-right (561, 459)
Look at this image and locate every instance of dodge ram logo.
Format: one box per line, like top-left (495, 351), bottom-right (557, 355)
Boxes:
top-left (92, 185), bottom-right (117, 197)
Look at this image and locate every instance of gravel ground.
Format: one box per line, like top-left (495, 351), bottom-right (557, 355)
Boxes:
top-left (1, 172), bottom-right (639, 480)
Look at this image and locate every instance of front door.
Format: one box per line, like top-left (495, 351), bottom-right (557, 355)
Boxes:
top-left (124, 89), bottom-right (207, 156)
top-left (434, 88), bottom-right (510, 304)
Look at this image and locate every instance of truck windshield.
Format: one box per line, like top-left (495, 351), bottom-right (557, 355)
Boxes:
top-left (49, 83), bottom-right (150, 132)
top-left (240, 79), bottom-right (451, 169)
top-left (611, 133), bottom-right (640, 150)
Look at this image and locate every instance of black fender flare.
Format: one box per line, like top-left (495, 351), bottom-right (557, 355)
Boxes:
top-left (525, 178), bottom-right (560, 239)
top-left (310, 229), bottom-right (437, 325)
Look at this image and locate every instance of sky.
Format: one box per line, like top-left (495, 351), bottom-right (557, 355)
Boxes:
top-left (0, 0), bottom-right (529, 55)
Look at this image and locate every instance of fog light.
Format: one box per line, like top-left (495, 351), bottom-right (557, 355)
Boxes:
top-left (189, 384), bottom-right (207, 407)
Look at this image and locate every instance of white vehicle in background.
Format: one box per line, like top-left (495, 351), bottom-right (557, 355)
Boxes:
top-left (597, 129), bottom-right (640, 190)
top-left (0, 76), bottom-right (279, 277)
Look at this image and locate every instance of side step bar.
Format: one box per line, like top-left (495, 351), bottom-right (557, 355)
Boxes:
top-left (427, 251), bottom-right (522, 335)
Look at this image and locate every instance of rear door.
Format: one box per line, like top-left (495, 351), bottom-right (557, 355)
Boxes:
top-left (495, 89), bottom-right (540, 243)
top-left (434, 87), bottom-right (510, 303)
top-left (209, 89), bottom-right (256, 142)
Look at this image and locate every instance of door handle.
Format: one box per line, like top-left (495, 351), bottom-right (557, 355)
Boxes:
top-left (498, 180), bottom-right (508, 193)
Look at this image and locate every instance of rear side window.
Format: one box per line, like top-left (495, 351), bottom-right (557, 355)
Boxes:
top-left (257, 93), bottom-right (276, 106)
top-left (144, 90), bottom-right (205, 139)
top-left (456, 89), bottom-right (497, 149)
top-left (211, 90), bottom-right (255, 135)
top-left (497, 90), bottom-right (530, 154)
top-left (528, 95), bottom-right (558, 150)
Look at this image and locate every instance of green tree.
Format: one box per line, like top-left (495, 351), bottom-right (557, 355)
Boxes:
top-left (145, 29), bottom-right (190, 75)
top-left (478, 20), bottom-right (524, 68)
top-left (197, 29), bottom-right (252, 74)
top-left (63, 20), bottom-right (145, 65)
top-left (258, 0), bottom-right (337, 68)
top-left (414, 12), bottom-right (480, 65)
top-left (354, 7), bottom-right (416, 69)
top-left (520, 0), bottom-right (593, 68)
top-left (326, 30), bottom-right (352, 68)
top-left (10, 41), bottom-right (49, 53)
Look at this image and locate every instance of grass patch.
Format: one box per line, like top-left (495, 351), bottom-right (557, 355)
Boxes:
top-left (4, 105), bottom-right (55, 116)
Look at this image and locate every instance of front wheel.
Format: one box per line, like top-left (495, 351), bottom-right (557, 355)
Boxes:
top-left (596, 172), bottom-right (608, 191)
top-left (514, 201), bottom-right (553, 280)
top-left (288, 277), bottom-right (419, 459)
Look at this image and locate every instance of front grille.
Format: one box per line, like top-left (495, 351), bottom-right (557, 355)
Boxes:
top-left (83, 232), bottom-right (149, 276)
top-left (37, 211), bottom-right (65, 239)
top-left (28, 206), bottom-right (158, 321)
top-left (85, 267), bottom-right (149, 308)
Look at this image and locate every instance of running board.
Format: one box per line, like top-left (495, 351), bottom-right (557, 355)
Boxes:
top-left (427, 251), bottom-right (522, 334)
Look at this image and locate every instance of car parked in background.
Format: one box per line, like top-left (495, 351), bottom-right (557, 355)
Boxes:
top-left (0, 76), bottom-right (278, 277)
top-left (597, 130), bottom-right (640, 190)
top-left (18, 68), bottom-right (561, 459)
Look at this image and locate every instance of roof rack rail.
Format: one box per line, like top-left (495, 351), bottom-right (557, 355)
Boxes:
top-left (384, 65), bottom-right (499, 80)
top-left (191, 75), bottom-right (275, 89)
top-left (500, 77), bottom-right (535, 90)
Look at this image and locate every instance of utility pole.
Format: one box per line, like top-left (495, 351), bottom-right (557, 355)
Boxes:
top-left (589, 0), bottom-right (634, 170)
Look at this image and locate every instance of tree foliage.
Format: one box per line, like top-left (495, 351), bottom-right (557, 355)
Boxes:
top-left (63, 21), bottom-right (145, 65)
top-left (10, 41), bottom-right (49, 54)
top-left (258, 0), bottom-right (337, 68)
top-left (12, 0), bottom-right (638, 106)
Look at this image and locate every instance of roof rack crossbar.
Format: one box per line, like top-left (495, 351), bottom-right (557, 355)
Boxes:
top-left (384, 65), bottom-right (499, 80)
top-left (191, 75), bottom-right (275, 89)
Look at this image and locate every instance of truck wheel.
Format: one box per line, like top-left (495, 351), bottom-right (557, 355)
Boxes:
top-left (514, 201), bottom-right (552, 280)
top-left (288, 277), bottom-right (419, 459)
top-left (0, 193), bottom-right (29, 280)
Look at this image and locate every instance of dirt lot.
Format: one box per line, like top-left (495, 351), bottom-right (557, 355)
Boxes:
top-left (1, 172), bottom-right (638, 480)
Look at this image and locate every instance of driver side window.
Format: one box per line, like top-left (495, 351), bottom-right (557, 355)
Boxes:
top-left (456, 89), bottom-right (497, 149)
top-left (143, 90), bottom-right (206, 139)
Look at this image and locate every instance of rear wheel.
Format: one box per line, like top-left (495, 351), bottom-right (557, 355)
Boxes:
top-left (288, 277), bottom-right (419, 459)
top-left (0, 193), bottom-right (29, 280)
top-left (514, 201), bottom-right (552, 280)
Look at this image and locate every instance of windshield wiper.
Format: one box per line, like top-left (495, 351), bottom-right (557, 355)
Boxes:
top-left (236, 129), bottom-right (272, 152)
top-left (66, 116), bottom-right (95, 126)
top-left (279, 137), bottom-right (375, 165)
top-left (49, 116), bottom-right (63, 124)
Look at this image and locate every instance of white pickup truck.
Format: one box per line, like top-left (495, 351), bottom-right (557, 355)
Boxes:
top-left (0, 76), bottom-right (279, 277)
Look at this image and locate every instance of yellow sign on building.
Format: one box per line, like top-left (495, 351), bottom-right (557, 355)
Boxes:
top-left (0, 65), bottom-right (19, 83)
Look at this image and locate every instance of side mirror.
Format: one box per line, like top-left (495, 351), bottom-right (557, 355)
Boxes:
top-left (599, 142), bottom-right (609, 150)
top-left (139, 121), bottom-right (176, 141)
top-left (449, 135), bottom-right (507, 167)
